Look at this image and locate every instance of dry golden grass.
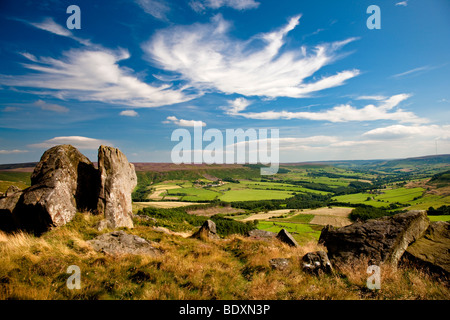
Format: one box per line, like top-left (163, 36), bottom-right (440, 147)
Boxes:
top-left (0, 212), bottom-right (449, 300)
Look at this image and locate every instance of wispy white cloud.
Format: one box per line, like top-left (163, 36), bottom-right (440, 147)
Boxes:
top-left (355, 95), bottom-right (387, 101)
top-left (26, 17), bottom-right (92, 46)
top-left (145, 14), bottom-right (359, 98)
top-left (190, 0), bottom-right (260, 12)
top-left (120, 110), bottom-right (139, 117)
top-left (395, 1), bottom-right (408, 6)
top-left (223, 94), bottom-right (426, 124)
top-left (0, 149), bottom-right (29, 154)
top-left (363, 124), bottom-right (450, 140)
top-left (135, 0), bottom-right (170, 20)
top-left (222, 98), bottom-right (252, 115)
top-left (2, 106), bottom-right (21, 112)
top-left (0, 49), bottom-right (196, 108)
top-left (29, 136), bottom-right (112, 150)
top-left (391, 65), bottom-right (432, 78)
top-left (34, 100), bottom-right (69, 113)
top-left (164, 116), bottom-right (206, 127)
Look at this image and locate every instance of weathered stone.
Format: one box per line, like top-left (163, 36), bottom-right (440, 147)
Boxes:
top-left (191, 219), bottom-right (220, 240)
top-left (247, 229), bottom-right (277, 239)
top-left (276, 228), bottom-right (299, 247)
top-left (402, 221), bottom-right (450, 275)
top-left (87, 230), bottom-right (162, 256)
top-left (97, 146), bottom-right (137, 229)
top-left (301, 251), bottom-right (334, 275)
top-left (319, 210), bottom-right (430, 267)
top-left (133, 214), bottom-right (157, 224)
top-left (0, 191), bottom-right (22, 232)
top-left (0, 145), bottom-right (99, 234)
top-left (269, 258), bottom-right (291, 271)
top-left (5, 185), bottom-right (21, 197)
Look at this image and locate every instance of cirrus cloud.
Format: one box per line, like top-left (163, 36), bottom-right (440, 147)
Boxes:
top-left (223, 94), bottom-right (426, 124)
top-left (0, 49), bottom-right (196, 108)
top-left (29, 136), bottom-right (113, 150)
top-left (144, 14), bottom-right (360, 98)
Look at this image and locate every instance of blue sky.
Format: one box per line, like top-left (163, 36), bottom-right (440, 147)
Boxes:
top-left (0, 0), bottom-right (449, 164)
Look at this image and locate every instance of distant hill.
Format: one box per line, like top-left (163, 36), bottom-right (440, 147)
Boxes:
top-left (1, 154), bottom-right (449, 174)
top-left (0, 162), bottom-right (37, 172)
top-left (428, 170), bottom-right (450, 185)
top-left (296, 154), bottom-right (450, 173)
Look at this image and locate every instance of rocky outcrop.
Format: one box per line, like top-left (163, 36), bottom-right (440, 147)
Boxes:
top-left (319, 210), bottom-right (430, 267)
top-left (0, 145), bottom-right (99, 234)
top-left (276, 229), bottom-right (299, 247)
top-left (96, 146), bottom-right (136, 229)
top-left (402, 221), bottom-right (450, 275)
top-left (4, 185), bottom-right (21, 197)
top-left (191, 220), bottom-right (220, 240)
top-left (301, 251), bottom-right (334, 275)
top-left (0, 188), bottom-right (22, 232)
top-left (87, 231), bottom-right (162, 256)
top-left (0, 144), bottom-right (137, 235)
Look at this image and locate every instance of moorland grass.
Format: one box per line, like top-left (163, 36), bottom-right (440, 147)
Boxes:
top-left (0, 212), bottom-right (448, 300)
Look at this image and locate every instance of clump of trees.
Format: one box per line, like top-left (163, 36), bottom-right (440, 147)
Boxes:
top-left (427, 205), bottom-right (450, 215)
top-left (138, 206), bottom-right (258, 236)
top-left (349, 206), bottom-right (395, 222)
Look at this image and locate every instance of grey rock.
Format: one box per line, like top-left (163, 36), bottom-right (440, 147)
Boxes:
top-left (319, 210), bottom-right (430, 267)
top-left (403, 221), bottom-right (450, 275)
top-left (191, 219), bottom-right (220, 240)
top-left (0, 145), bottom-right (99, 234)
top-left (302, 251), bottom-right (334, 275)
top-left (276, 228), bottom-right (299, 247)
top-left (87, 230), bottom-right (162, 256)
top-left (133, 214), bottom-right (157, 224)
top-left (97, 146), bottom-right (137, 229)
top-left (269, 258), bottom-right (291, 271)
top-left (247, 229), bottom-right (276, 239)
top-left (5, 185), bottom-right (21, 197)
top-left (0, 190), bottom-right (22, 232)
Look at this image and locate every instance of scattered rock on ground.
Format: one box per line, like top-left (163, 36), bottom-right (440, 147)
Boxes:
top-left (87, 230), bottom-right (162, 256)
top-left (269, 258), bottom-right (291, 271)
top-left (191, 219), bottom-right (220, 240)
top-left (402, 220), bottom-right (450, 276)
top-left (247, 229), bottom-right (277, 239)
top-left (97, 145), bottom-right (137, 230)
top-left (301, 251), bottom-right (334, 275)
top-left (133, 214), bottom-right (157, 224)
top-left (276, 228), bottom-right (299, 247)
top-left (319, 210), bottom-right (430, 267)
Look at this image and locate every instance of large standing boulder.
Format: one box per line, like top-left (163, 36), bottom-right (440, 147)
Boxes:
top-left (276, 229), bottom-right (299, 247)
top-left (402, 221), bottom-right (450, 276)
top-left (4, 145), bottom-right (99, 234)
top-left (191, 219), bottom-right (220, 240)
top-left (97, 145), bottom-right (137, 229)
top-left (318, 211), bottom-right (429, 267)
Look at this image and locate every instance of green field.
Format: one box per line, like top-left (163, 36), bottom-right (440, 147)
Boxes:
top-left (238, 180), bottom-right (330, 195)
top-left (332, 187), bottom-right (425, 207)
top-left (219, 189), bottom-right (294, 202)
top-left (428, 215), bottom-right (450, 222)
top-left (167, 187), bottom-right (221, 201)
top-left (257, 220), bottom-right (320, 244)
top-left (0, 172), bottom-right (31, 193)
